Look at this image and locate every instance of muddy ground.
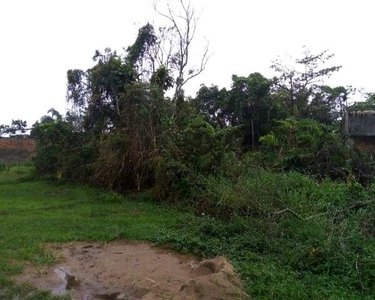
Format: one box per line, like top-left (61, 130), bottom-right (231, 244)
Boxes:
top-left (15, 241), bottom-right (247, 299)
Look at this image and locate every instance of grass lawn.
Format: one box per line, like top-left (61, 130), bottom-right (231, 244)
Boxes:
top-left (1, 164), bottom-right (375, 299)
top-left (0, 165), bottom-right (190, 299)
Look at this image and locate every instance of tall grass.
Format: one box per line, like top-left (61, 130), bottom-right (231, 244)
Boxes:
top-left (2, 164), bottom-right (375, 299)
top-left (157, 168), bottom-right (375, 298)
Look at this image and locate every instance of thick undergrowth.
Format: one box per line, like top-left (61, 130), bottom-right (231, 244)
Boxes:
top-left (13, 22), bottom-right (375, 299)
top-left (1, 165), bottom-right (375, 299)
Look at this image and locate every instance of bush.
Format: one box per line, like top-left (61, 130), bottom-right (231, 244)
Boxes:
top-left (153, 115), bottom-right (239, 202)
top-left (33, 120), bottom-right (75, 177)
top-left (259, 117), bottom-right (375, 184)
top-left (193, 167), bottom-right (354, 219)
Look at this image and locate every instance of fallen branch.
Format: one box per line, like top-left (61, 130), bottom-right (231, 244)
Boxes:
top-left (143, 277), bottom-right (156, 284)
top-left (272, 208), bottom-right (304, 220)
top-left (305, 200), bottom-right (375, 220)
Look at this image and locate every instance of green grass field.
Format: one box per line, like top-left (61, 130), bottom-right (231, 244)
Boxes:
top-left (1, 164), bottom-right (375, 299)
top-left (0, 165), bottom-right (190, 299)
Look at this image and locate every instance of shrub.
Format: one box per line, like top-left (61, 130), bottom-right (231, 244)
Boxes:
top-left (33, 120), bottom-right (75, 177)
top-left (193, 167), bottom-right (353, 219)
top-left (259, 117), bottom-right (375, 184)
top-left (153, 115), bottom-right (239, 202)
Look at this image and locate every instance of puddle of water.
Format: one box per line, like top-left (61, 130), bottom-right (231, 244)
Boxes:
top-left (94, 292), bottom-right (121, 300)
top-left (81, 291), bottom-right (122, 300)
top-left (52, 267), bottom-right (123, 300)
top-left (53, 267), bottom-right (80, 295)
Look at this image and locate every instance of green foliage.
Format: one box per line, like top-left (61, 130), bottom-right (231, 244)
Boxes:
top-left (0, 165), bottom-right (186, 300)
top-left (174, 158), bottom-right (355, 220)
top-left (86, 82), bottom-right (172, 191)
top-left (304, 85), bottom-right (349, 123)
top-left (32, 119), bottom-right (75, 177)
top-left (15, 10), bottom-right (375, 298)
top-left (157, 176), bottom-right (375, 298)
top-left (258, 117), bottom-right (373, 182)
top-left (54, 24), bottom-right (180, 191)
top-left (153, 115), bottom-right (239, 201)
top-left (193, 84), bottom-right (229, 127)
top-left (266, 117), bottom-right (326, 150)
top-left (348, 93), bottom-right (375, 111)
top-left (4, 164), bottom-right (375, 299)
top-left (194, 73), bottom-right (284, 148)
top-left (230, 73), bottom-right (273, 148)
top-left (271, 48), bottom-right (342, 118)
top-left (126, 23), bottom-right (157, 69)
top-left (150, 65), bottom-right (174, 92)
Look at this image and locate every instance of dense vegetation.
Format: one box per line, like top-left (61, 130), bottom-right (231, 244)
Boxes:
top-left (31, 24), bottom-right (375, 203)
top-left (2, 165), bottom-right (375, 299)
top-left (3, 2), bottom-right (375, 298)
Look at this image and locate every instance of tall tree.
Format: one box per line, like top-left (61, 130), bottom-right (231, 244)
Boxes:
top-left (230, 73), bottom-right (272, 148)
top-left (306, 85), bottom-right (351, 124)
top-left (271, 48), bottom-right (342, 115)
top-left (194, 85), bottom-right (229, 127)
top-left (64, 24), bottom-right (175, 190)
top-left (153, 0), bottom-right (210, 108)
top-left (195, 73), bottom-right (275, 148)
top-left (66, 24), bottom-right (158, 133)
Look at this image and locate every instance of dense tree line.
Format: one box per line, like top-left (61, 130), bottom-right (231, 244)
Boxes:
top-left (24, 3), bottom-right (375, 297)
top-left (28, 8), bottom-right (375, 296)
top-left (32, 5), bottom-right (375, 209)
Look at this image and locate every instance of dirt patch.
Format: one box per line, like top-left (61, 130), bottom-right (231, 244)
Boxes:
top-left (15, 241), bottom-right (247, 299)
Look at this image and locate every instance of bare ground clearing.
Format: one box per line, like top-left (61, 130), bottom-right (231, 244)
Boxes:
top-left (14, 241), bottom-right (247, 300)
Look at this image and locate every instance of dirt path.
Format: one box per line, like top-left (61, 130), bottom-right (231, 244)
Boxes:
top-left (15, 241), bottom-right (247, 299)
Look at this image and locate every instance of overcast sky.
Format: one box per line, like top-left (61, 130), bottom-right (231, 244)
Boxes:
top-left (0, 0), bottom-right (374, 126)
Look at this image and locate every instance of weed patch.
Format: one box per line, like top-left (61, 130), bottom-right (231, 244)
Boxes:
top-left (1, 165), bottom-right (375, 299)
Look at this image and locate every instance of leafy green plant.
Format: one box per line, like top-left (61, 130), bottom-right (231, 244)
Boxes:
top-left (32, 120), bottom-right (75, 178)
top-left (153, 115), bottom-right (238, 202)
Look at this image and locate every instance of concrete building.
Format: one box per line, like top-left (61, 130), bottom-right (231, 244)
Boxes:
top-left (343, 110), bottom-right (375, 151)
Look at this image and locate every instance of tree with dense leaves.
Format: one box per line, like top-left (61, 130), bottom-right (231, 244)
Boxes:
top-left (36, 108), bottom-right (63, 125)
top-left (64, 23), bottom-right (178, 190)
top-left (11, 119), bottom-right (27, 132)
top-left (230, 73), bottom-right (272, 148)
top-left (193, 85), bottom-right (229, 127)
top-left (195, 73), bottom-right (273, 129)
top-left (67, 48), bottom-right (134, 133)
top-left (305, 85), bottom-right (351, 124)
top-left (195, 73), bottom-right (281, 148)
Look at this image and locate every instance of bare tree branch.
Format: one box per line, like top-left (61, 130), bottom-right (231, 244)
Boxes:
top-left (153, 0), bottom-right (210, 103)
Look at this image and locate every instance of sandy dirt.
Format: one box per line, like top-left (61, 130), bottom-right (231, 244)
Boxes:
top-left (15, 241), bottom-right (247, 300)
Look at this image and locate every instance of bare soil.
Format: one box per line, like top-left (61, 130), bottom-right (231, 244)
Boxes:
top-left (15, 241), bottom-right (247, 300)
